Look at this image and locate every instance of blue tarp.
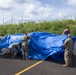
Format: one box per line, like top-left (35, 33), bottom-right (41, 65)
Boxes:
top-left (0, 32), bottom-right (75, 61)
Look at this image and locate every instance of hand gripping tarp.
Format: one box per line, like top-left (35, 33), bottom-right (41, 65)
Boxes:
top-left (0, 32), bottom-right (69, 61)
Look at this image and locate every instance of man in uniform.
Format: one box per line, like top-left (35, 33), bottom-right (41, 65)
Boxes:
top-left (62, 29), bottom-right (70, 35)
top-left (62, 34), bottom-right (72, 67)
top-left (8, 43), bottom-right (21, 58)
top-left (22, 32), bottom-right (31, 60)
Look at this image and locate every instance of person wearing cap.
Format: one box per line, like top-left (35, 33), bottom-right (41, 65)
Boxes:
top-left (62, 34), bottom-right (73, 67)
top-left (8, 42), bottom-right (21, 59)
top-left (0, 34), bottom-right (3, 40)
top-left (62, 29), bottom-right (71, 35)
top-left (22, 32), bottom-right (31, 60)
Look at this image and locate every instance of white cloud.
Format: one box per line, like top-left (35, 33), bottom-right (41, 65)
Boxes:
top-left (23, 2), bottom-right (52, 20)
top-left (67, 0), bottom-right (76, 6)
top-left (0, 0), bottom-right (76, 24)
top-left (0, 0), bottom-right (14, 10)
top-left (58, 12), bottom-right (66, 18)
top-left (0, 0), bottom-right (53, 23)
top-left (58, 12), bottom-right (65, 18)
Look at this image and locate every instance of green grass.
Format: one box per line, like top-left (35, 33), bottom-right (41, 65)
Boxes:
top-left (0, 19), bottom-right (76, 36)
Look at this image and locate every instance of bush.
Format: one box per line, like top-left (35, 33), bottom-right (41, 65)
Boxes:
top-left (0, 19), bottom-right (76, 36)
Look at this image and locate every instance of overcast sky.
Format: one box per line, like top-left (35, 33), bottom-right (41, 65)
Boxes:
top-left (0, 0), bottom-right (76, 24)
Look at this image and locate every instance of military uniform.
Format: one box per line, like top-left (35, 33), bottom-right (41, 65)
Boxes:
top-left (62, 29), bottom-right (70, 35)
top-left (63, 35), bottom-right (72, 66)
top-left (22, 35), bottom-right (31, 59)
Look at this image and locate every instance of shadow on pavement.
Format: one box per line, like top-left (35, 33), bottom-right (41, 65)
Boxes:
top-left (0, 53), bottom-right (76, 68)
top-left (45, 55), bottom-right (76, 68)
top-left (0, 53), bottom-right (22, 59)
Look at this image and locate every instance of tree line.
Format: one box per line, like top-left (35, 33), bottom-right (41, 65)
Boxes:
top-left (0, 19), bottom-right (76, 36)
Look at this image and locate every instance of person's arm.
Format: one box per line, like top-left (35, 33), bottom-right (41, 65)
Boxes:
top-left (63, 39), bottom-right (68, 48)
top-left (27, 36), bottom-right (31, 39)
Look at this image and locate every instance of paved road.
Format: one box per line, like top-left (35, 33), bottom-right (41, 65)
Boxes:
top-left (0, 54), bottom-right (76, 75)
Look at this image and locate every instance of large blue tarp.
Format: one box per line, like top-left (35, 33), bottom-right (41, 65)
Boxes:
top-left (0, 32), bottom-right (75, 61)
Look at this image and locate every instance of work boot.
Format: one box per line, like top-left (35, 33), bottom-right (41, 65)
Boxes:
top-left (26, 56), bottom-right (28, 60)
top-left (12, 56), bottom-right (17, 59)
top-left (23, 57), bottom-right (25, 60)
top-left (22, 54), bottom-right (26, 60)
top-left (62, 64), bottom-right (69, 67)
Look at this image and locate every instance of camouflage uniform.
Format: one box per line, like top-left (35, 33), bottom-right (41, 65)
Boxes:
top-left (22, 35), bottom-right (31, 59)
top-left (63, 34), bottom-right (72, 66)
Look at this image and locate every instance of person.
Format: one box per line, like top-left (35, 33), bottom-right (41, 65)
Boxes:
top-left (8, 42), bottom-right (21, 59)
top-left (0, 36), bottom-right (2, 40)
top-left (22, 32), bottom-right (31, 60)
top-left (0, 38), bottom-right (1, 40)
top-left (0, 34), bottom-right (4, 41)
top-left (62, 29), bottom-right (70, 35)
top-left (62, 34), bottom-right (72, 67)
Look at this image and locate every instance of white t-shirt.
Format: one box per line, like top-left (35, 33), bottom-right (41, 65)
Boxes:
top-left (9, 43), bottom-right (19, 49)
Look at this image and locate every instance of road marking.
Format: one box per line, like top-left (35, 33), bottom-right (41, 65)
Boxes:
top-left (15, 60), bottom-right (43, 75)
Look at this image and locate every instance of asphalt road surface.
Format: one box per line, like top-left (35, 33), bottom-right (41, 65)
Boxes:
top-left (0, 54), bottom-right (76, 75)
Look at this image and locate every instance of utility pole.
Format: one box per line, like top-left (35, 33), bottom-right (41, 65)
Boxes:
top-left (11, 15), bottom-right (13, 24)
top-left (3, 17), bottom-right (4, 24)
top-left (22, 13), bottom-right (24, 23)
